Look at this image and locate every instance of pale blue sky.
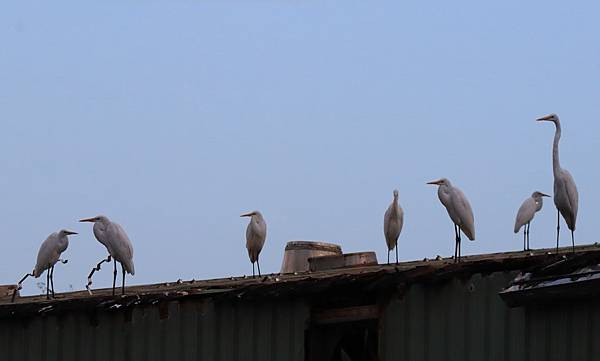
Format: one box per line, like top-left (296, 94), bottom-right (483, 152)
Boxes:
top-left (1, 1), bottom-right (599, 295)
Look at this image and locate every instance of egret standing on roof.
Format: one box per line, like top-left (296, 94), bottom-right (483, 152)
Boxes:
top-left (537, 114), bottom-right (579, 252)
top-left (12, 229), bottom-right (77, 301)
top-left (384, 189), bottom-right (404, 264)
top-left (241, 211), bottom-right (267, 277)
top-left (514, 191), bottom-right (550, 251)
top-left (80, 215), bottom-right (135, 295)
top-left (427, 178), bottom-right (475, 263)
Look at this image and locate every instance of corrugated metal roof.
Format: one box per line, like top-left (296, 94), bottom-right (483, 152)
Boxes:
top-left (2, 244), bottom-right (600, 319)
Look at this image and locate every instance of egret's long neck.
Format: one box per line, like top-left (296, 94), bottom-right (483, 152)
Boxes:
top-left (552, 120), bottom-right (562, 175)
top-left (391, 195), bottom-right (399, 215)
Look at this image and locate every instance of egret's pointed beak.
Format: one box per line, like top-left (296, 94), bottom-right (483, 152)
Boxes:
top-left (541, 193), bottom-right (551, 197)
top-left (427, 180), bottom-right (443, 186)
top-left (79, 217), bottom-right (96, 223)
top-left (536, 114), bottom-right (553, 121)
top-left (65, 230), bottom-right (78, 235)
top-left (240, 212), bottom-right (253, 217)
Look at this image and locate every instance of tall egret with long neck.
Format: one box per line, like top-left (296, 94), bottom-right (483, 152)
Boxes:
top-left (383, 189), bottom-right (404, 264)
top-left (514, 191), bottom-right (550, 251)
top-left (427, 178), bottom-right (475, 262)
top-left (80, 215), bottom-right (135, 295)
top-left (12, 229), bottom-right (77, 301)
top-left (241, 211), bottom-right (267, 278)
top-left (537, 114), bottom-right (579, 252)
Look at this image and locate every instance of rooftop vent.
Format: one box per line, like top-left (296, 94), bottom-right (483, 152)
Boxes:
top-left (280, 241), bottom-right (342, 274)
top-left (309, 252), bottom-right (378, 272)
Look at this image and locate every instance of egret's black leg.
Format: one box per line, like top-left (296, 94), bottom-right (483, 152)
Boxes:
top-left (458, 226), bottom-right (462, 262)
top-left (46, 270), bottom-right (50, 300)
top-left (527, 223), bottom-right (531, 250)
top-left (257, 258), bottom-right (262, 277)
top-left (556, 210), bottom-right (560, 252)
top-left (50, 266), bottom-right (55, 298)
top-left (252, 263), bottom-right (255, 278)
top-left (571, 230), bottom-right (575, 253)
top-left (387, 250), bottom-right (390, 265)
top-left (395, 245), bottom-right (398, 265)
top-left (86, 255), bottom-right (112, 293)
top-left (523, 227), bottom-right (527, 251)
top-left (12, 272), bottom-right (34, 302)
top-left (454, 224), bottom-right (459, 263)
top-left (112, 259), bottom-right (117, 296)
top-left (121, 263), bottom-right (126, 295)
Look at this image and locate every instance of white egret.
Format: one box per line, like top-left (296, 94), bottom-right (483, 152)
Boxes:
top-left (427, 178), bottom-right (475, 262)
top-left (383, 189), bottom-right (404, 264)
top-left (80, 215), bottom-right (135, 295)
top-left (514, 191), bottom-right (550, 251)
top-left (241, 211), bottom-right (267, 278)
top-left (537, 114), bottom-right (579, 252)
top-left (12, 229), bottom-right (77, 301)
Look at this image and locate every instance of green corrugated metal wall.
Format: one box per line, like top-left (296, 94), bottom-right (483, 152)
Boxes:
top-left (380, 271), bottom-right (600, 361)
top-left (0, 298), bottom-right (309, 361)
top-left (2, 272), bottom-right (600, 361)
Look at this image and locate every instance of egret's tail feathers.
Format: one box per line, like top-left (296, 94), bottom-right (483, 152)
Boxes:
top-left (124, 260), bottom-right (135, 276)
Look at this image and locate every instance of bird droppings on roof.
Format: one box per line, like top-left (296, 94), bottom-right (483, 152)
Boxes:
top-left (2, 244), bottom-right (600, 319)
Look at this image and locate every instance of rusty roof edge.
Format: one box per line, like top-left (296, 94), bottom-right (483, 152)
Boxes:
top-left (1, 244), bottom-right (599, 317)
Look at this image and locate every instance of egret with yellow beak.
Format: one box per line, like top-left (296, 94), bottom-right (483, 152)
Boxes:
top-left (80, 215), bottom-right (135, 295)
top-left (241, 211), bottom-right (267, 277)
top-left (427, 178), bottom-right (475, 262)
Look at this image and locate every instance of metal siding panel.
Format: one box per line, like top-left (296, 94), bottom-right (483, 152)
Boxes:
top-left (466, 274), bottom-right (487, 361)
top-left (381, 297), bottom-right (403, 361)
top-left (28, 315), bottom-right (45, 361)
top-left (45, 316), bottom-right (59, 361)
top-left (8, 320), bottom-right (25, 360)
top-left (219, 302), bottom-right (236, 361)
top-left (528, 306), bottom-right (547, 361)
top-left (427, 281), bottom-right (447, 361)
top-left (407, 283), bottom-right (426, 361)
top-left (486, 272), bottom-right (509, 361)
top-left (591, 302), bottom-right (600, 361)
top-left (569, 303), bottom-right (589, 361)
top-left (447, 278), bottom-right (468, 361)
top-left (273, 302), bottom-right (291, 361)
top-left (237, 302), bottom-right (255, 361)
top-left (129, 307), bottom-right (146, 361)
top-left (164, 302), bottom-right (181, 361)
top-left (180, 301), bottom-right (199, 361)
top-left (201, 300), bottom-right (217, 361)
top-left (548, 306), bottom-right (570, 361)
top-left (145, 307), bottom-right (162, 361)
top-left (113, 312), bottom-right (127, 361)
top-left (256, 302), bottom-right (273, 361)
top-left (505, 289), bottom-right (526, 359)
top-left (291, 300), bottom-right (308, 361)
top-left (59, 313), bottom-right (77, 361)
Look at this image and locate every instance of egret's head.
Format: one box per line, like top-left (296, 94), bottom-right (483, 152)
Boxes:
top-left (427, 178), bottom-right (450, 187)
top-left (393, 189), bottom-right (399, 198)
top-left (240, 211), bottom-right (259, 218)
top-left (532, 191), bottom-right (550, 199)
top-left (536, 114), bottom-right (559, 123)
top-left (59, 229), bottom-right (78, 236)
top-left (79, 215), bottom-right (108, 223)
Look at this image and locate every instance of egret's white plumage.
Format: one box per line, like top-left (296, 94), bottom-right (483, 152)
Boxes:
top-left (13, 229), bottom-right (77, 301)
top-left (383, 189), bottom-right (404, 264)
top-left (537, 114), bottom-right (579, 252)
top-left (514, 191), bottom-right (549, 250)
top-left (427, 178), bottom-right (475, 262)
top-left (34, 230), bottom-right (75, 277)
top-left (241, 211), bottom-right (267, 277)
top-left (80, 215), bottom-right (135, 295)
